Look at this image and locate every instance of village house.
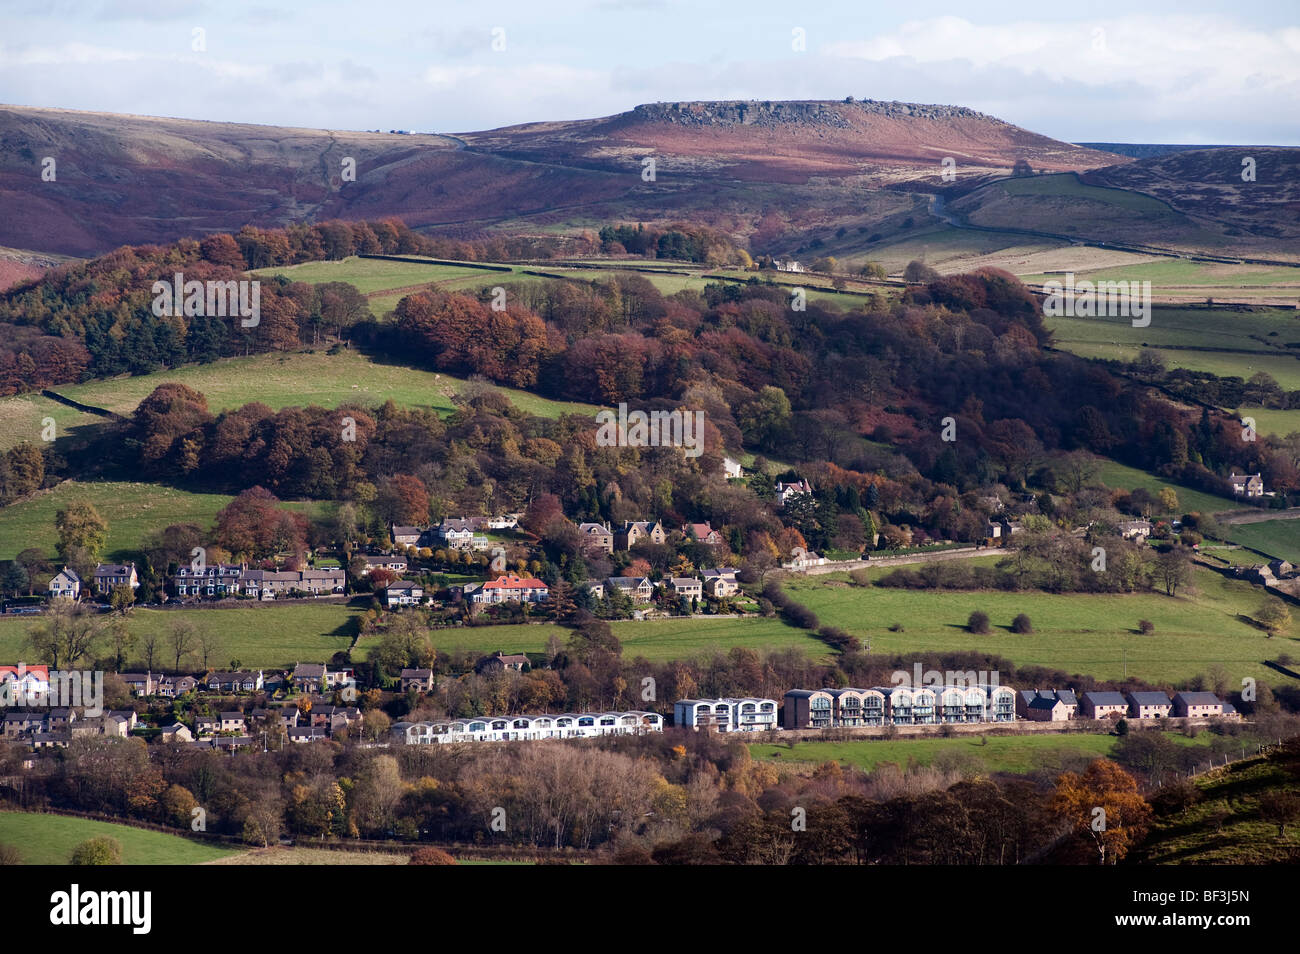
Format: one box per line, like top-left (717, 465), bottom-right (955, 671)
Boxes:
top-left (1126, 691), bottom-right (1173, 719)
top-left (383, 581), bottom-right (425, 607)
top-left (487, 514), bottom-right (519, 530)
top-left (299, 568), bottom-right (347, 595)
top-left (400, 669), bottom-right (435, 693)
top-left (722, 456), bottom-right (744, 480)
top-left (1172, 691), bottom-right (1225, 718)
top-left (0, 665), bottom-right (50, 706)
top-left (578, 522), bottom-right (615, 554)
top-left (288, 725), bottom-right (328, 743)
top-left (390, 524), bottom-right (424, 548)
top-left (682, 522), bottom-right (724, 547)
top-left (251, 707), bottom-right (300, 730)
top-left (461, 574), bottom-right (548, 605)
top-left (475, 651), bottom-right (530, 675)
top-left (359, 554), bottom-right (408, 576)
top-left (702, 567), bottom-right (740, 598)
top-left (775, 479), bottom-right (813, 506)
top-left (1229, 473), bottom-right (1265, 498)
top-left (783, 549), bottom-right (827, 571)
top-left (47, 567), bottom-right (81, 600)
top-left (310, 705), bottom-right (362, 736)
top-left (615, 520), bottom-right (666, 550)
top-left (195, 716), bottom-right (219, 738)
top-left (292, 662), bottom-right (330, 694)
top-left (157, 675), bottom-right (198, 698)
top-left (159, 722), bottom-right (193, 743)
top-left (664, 577), bottom-right (703, 602)
top-left (1017, 689), bottom-right (1077, 722)
top-left (606, 576), bottom-right (654, 603)
top-left (1118, 520), bottom-right (1154, 541)
top-left (92, 562), bottom-right (139, 596)
top-left (3, 711), bottom-right (46, 739)
top-left (120, 672), bottom-right (158, 697)
top-left (434, 517), bottom-right (489, 550)
top-left (1080, 691), bottom-right (1129, 720)
top-left (205, 670), bottom-right (264, 693)
top-left (218, 711), bottom-right (248, 734)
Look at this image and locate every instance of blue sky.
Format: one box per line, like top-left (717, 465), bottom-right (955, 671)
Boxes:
top-left (2, 0), bottom-right (1298, 143)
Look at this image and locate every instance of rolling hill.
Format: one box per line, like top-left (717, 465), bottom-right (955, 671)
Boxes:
top-left (0, 99), bottom-right (1124, 257)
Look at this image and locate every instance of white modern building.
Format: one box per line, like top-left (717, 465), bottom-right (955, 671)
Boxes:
top-left (392, 710), bottom-right (663, 744)
top-left (673, 697), bottom-right (779, 732)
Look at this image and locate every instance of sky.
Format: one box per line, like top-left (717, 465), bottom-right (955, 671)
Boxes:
top-left (2, 0), bottom-right (1298, 144)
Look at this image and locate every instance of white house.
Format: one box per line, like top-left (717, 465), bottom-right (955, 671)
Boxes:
top-left (47, 567), bottom-right (81, 600)
top-left (782, 549), bottom-right (827, 571)
top-left (383, 581), bottom-right (424, 607)
top-left (1229, 473), bottom-right (1265, 498)
top-left (673, 697), bottom-right (779, 732)
top-left (722, 456), bottom-right (744, 480)
top-left (461, 574), bottom-right (548, 605)
top-left (775, 479), bottom-right (813, 506)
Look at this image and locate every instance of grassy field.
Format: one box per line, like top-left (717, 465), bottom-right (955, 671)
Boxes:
top-left (0, 603), bottom-right (362, 670)
top-left (0, 351), bottom-right (598, 441)
top-left (1047, 305), bottom-right (1300, 390)
top-left (209, 846), bottom-right (410, 865)
top-left (0, 480), bottom-right (329, 562)
top-left (749, 731), bottom-right (1223, 775)
top-left (1135, 750), bottom-right (1300, 864)
top-left (1223, 519), bottom-right (1300, 564)
top-left (1094, 459), bottom-right (1244, 516)
top-left (997, 173), bottom-right (1173, 212)
top-left (1233, 407), bottom-right (1300, 440)
top-left (357, 616), bottom-right (829, 665)
top-left (0, 811), bottom-right (237, 865)
top-left (784, 564), bottom-right (1297, 684)
top-left (1027, 258), bottom-right (1300, 292)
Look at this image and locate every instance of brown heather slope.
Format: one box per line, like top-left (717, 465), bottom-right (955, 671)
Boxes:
top-left (0, 100), bottom-right (1126, 256)
top-left (461, 99), bottom-right (1124, 183)
top-left (1085, 146), bottom-right (1300, 243)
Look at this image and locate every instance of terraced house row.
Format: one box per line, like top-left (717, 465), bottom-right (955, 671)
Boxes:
top-left (1016, 689), bottom-right (1239, 722)
top-left (391, 710), bottom-right (664, 744)
top-left (171, 563), bottom-right (346, 599)
top-left (782, 685), bottom-right (1018, 728)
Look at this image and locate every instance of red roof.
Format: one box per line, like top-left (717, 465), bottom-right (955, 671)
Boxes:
top-left (0, 665), bottom-right (50, 679)
top-left (483, 574), bottom-right (547, 590)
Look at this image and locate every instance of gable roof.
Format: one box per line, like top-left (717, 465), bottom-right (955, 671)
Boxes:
top-left (1173, 691), bottom-right (1222, 705)
top-left (1082, 691), bottom-right (1128, 707)
top-left (1127, 691), bottom-right (1172, 706)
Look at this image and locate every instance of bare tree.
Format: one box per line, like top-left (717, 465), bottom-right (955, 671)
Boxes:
top-left (167, 619), bottom-right (198, 673)
top-left (196, 626), bottom-right (223, 670)
top-left (141, 632), bottom-right (159, 670)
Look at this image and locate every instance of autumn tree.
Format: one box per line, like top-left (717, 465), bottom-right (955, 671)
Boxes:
top-left (1050, 759), bottom-right (1152, 864)
top-left (55, 501), bottom-right (108, 563)
top-left (374, 474), bottom-right (429, 526)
